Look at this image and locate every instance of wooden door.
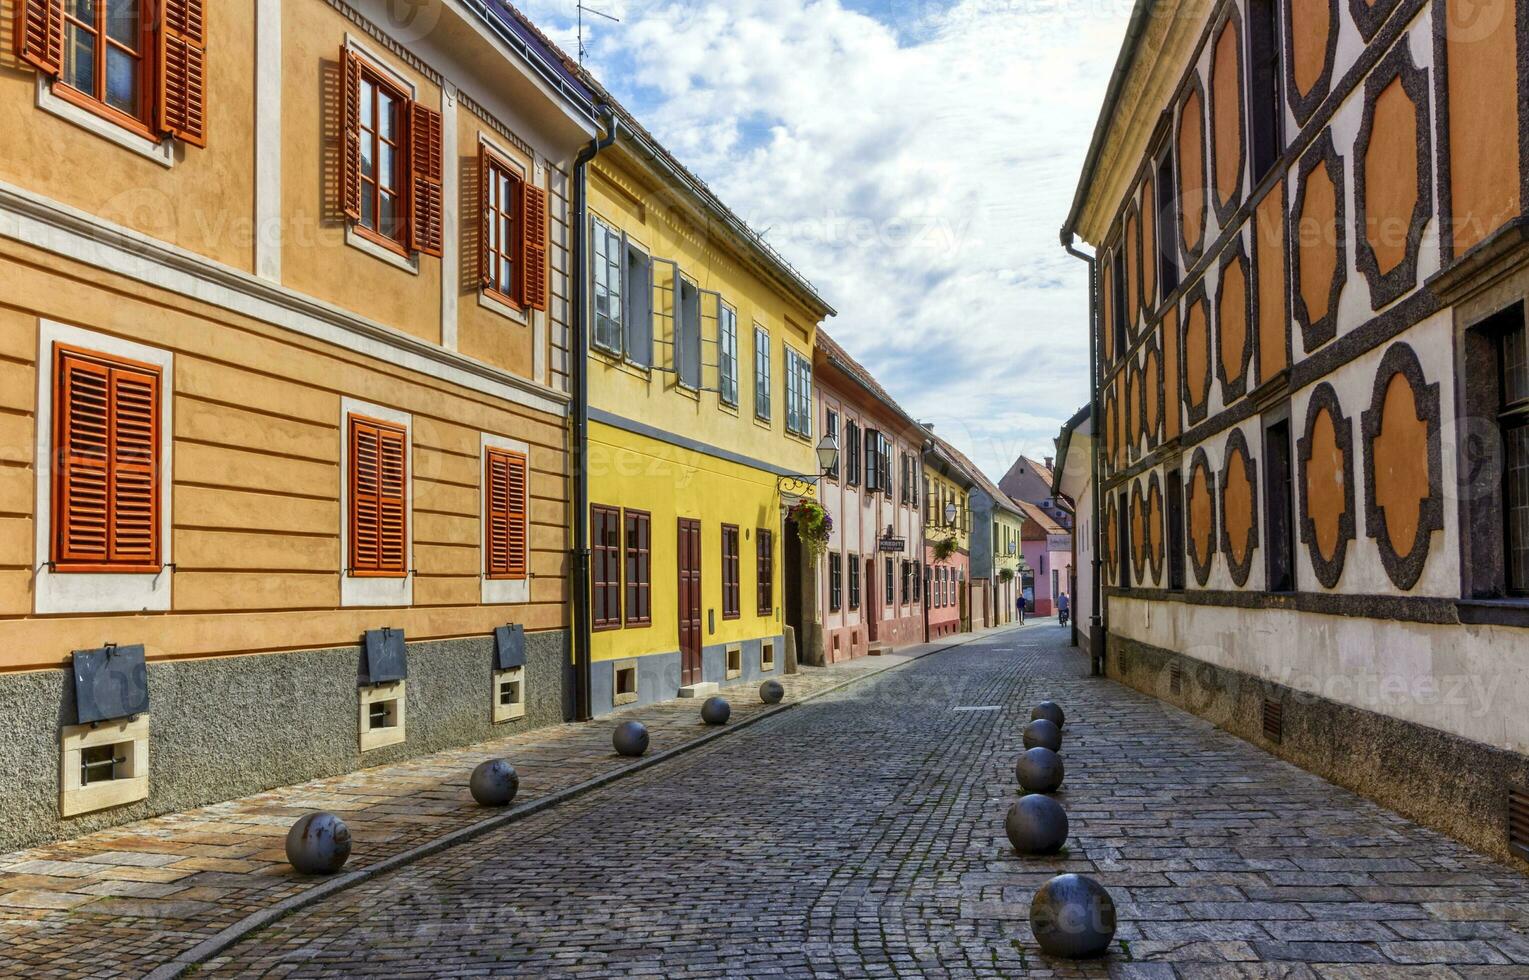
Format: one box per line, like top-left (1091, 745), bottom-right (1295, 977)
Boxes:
top-left (677, 518), bottom-right (702, 686)
top-left (865, 558), bottom-right (878, 642)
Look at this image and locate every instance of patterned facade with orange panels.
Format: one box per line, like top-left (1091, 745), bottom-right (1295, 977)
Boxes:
top-left (1064, 0), bottom-right (1529, 867)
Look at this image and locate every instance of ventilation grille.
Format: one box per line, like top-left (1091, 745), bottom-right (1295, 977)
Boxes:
top-left (1262, 698), bottom-right (1284, 744)
top-left (1169, 660), bottom-right (1183, 695)
top-left (1511, 790), bottom-right (1529, 861)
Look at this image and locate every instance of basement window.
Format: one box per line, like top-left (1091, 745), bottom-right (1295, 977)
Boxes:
top-left (359, 681), bottom-right (406, 752)
top-left (760, 641), bottom-right (776, 673)
top-left (493, 667), bottom-right (525, 723)
top-left (60, 716), bottom-right (150, 818)
top-left (613, 660), bottom-right (638, 706)
top-left (726, 644), bottom-right (743, 680)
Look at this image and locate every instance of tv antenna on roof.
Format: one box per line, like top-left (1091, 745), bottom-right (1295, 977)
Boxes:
top-left (577, 2), bottom-right (620, 64)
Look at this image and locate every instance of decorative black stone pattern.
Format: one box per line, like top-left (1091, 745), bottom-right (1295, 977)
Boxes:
top-left (1177, 72), bottom-right (1211, 265)
top-left (1218, 426), bottom-right (1261, 587)
top-left (1350, 0), bottom-right (1404, 42)
top-left (1130, 479), bottom-right (1150, 585)
top-left (1126, 199), bottom-right (1144, 343)
top-left (1187, 447), bottom-right (1219, 587)
top-left (1283, 0), bottom-right (1340, 126)
top-left (1353, 40), bottom-right (1433, 312)
top-left (1215, 237), bottom-right (1256, 405)
top-left (1147, 469), bottom-right (1166, 585)
top-left (1182, 281), bottom-right (1214, 427)
top-left (1208, 2), bottom-right (1247, 227)
top-left (1296, 382), bottom-right (1358, 590)
top-left (1361, 342), bottom-right (1444, 591)
top-left (1289, 129), bottom-right (1348, 353)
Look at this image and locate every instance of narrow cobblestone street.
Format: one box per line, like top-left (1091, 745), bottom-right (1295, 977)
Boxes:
top-left (203, 626), bottom-right (1529, 978)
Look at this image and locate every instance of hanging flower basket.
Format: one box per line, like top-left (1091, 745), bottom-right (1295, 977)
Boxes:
top-left (788, 500), bottom-right (833, 561)
top-left (998, 567), bottom-right (1015, 583)
top-left (932, 535), bottom-right (957, 563)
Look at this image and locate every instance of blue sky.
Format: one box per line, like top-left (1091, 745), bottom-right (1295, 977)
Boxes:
top-left (519, 0), bottom-right (1134, 481)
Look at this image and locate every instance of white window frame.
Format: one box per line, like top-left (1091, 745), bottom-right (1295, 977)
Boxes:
top-left (33, 320), bottom-right (175, 615)
top-left (754, 325), bottom-right (772, 421)
top-left (340, 397), bottom-right (414, 608)
top-left (719, 303), bottom-right (739, 407)
top-left (481, 431), bottom-right (532, 606)
top-left (785, 345), bottom-right (813, 437)
top-left (591, 215), bottom-right (624, 355)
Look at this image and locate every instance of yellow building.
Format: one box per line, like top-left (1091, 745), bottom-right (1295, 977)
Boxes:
top-left (0, 0), bottom-right (598, 850)
top-left (579, 102), bottom-right (834, 714)
top-left (922, 439), bottom-right (974, 637)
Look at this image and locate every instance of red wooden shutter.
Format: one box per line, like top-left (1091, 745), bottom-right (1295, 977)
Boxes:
top-left (408, 101), bottom-right (443, 256)
top-left (341, 48), bottom-right (362, 221)
top-left (349, 416), bottom-right (408, 577)
top-left (53, 346), bottom-right (161, 572)
top-left (158, 0), bottom-right (206, 146)
top-left (486, 448), bottom-right (528, 580)
top-left (519, 182), bottom-right (549, 311)
top-left (15, 0), bottom-right (62, 75)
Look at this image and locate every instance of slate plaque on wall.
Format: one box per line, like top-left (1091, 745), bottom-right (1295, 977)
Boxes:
top-left (362, 629), bottom-right (408, 685)
top-left (72, 645), bottom-right (150, 725)
top-left (494, 624), bottom-right (526, 670)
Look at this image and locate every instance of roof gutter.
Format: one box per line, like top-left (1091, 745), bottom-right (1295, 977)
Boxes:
top-left (1060, 0), bottom-right (1155, 246)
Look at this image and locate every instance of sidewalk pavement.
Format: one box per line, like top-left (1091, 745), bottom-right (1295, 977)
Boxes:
top-left (0, 621), bottom-right (1026, 979)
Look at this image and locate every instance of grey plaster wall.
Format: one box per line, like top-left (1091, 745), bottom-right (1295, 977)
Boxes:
top-left (1108, 632), bottom-right (1529, 872)
top-left (0, 630), bottom-right (566, 853)
top-left (588, 633), bottom-right (784, 717)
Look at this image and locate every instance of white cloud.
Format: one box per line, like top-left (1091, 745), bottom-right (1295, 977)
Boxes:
top-left (520, 0), bottom-right (1131, 480)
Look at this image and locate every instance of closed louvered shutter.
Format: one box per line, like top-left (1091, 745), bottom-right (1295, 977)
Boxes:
top-left (15, 0), bottom-right (62, 75)
top-left (341, 47), bottom-right (362, 221)
top-left (486, 448), bottom-right (528, 580)
top-left (409, 102), bottom-right (443, 256)
top-left (53, 346), bottom-right (161, 572)
top-left (520, 183), bottom-right (549, 311)
top-left (478, 150), bottom-right (492, 288)
top-left (350, 416), bottom-right (408, 577)
top-left (158, 0), bottom-right (206, 146)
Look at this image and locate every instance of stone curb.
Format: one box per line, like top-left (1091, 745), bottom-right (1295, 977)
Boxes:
top-left (144, 622), bottom-right (1025, 979)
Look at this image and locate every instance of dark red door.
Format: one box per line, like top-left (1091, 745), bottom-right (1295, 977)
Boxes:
top-left (678, 518), bottom-right (702, 686)
top-left (865, 558), bottom-right (879, 643)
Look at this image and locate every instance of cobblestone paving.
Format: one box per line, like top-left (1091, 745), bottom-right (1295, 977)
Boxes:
top-left (0, 636), bottom-right (967, 979)
top-left (205, 626), bottom-right (1529, 978)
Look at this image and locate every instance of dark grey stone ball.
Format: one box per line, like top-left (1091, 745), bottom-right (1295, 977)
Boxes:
top-left (1005, 794), bottom-right (1069, 855)
top-left (285, 812), bottom-right (352, 875)
top-left (1031, 701), bottom-right (1066, 728)
top-left (1023, 718), bottom-right (1063, 752)
top-left (760, 679), bottom-right (785, 704)
top-left (613, 720), bottom-right (649, 757)
top-left (1030, 873), bottom-right (1117, 959)
top-left (701, 696), bottom-right (731, 725)
top-left (469, 758), bottom-right (520, 807)
top-left (1015, 746), bottom-right (1065, 794)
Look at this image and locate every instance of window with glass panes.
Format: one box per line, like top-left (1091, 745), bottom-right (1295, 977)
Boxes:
top-left (61, 0), bottom-right (150, 126)
top-left (719, 304), bottom-right (739, 406)
top-left (356, 65), bottom-right (408, 246)
top-left (754, 326), bottom-right (772, 420)
top-left (482, 154), bottom-right (520, 305)
top-left (721, 524), bottom-right (741, 619)
top-left (825, 411), bottom-right (840, 479)
top-left (591, 218), bottom-right (624, 354)
top-left (829, 553), bottom-right (842, 611)
top-left (1501, 314), bottom-right (1529, 594)
top-left (785, 347), bottom-right (812, 436)
top-left (848, 554), bottom-right (861, 609)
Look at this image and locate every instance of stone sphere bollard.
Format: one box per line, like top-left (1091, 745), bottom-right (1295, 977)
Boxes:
top-left (1023, 718), bottom-right (1063, 752)
top-left (1005, 794), bottom-right (1069, 855)
top-left (469, 758), bottom-right (520, 807)
top-left (1030, 873), bottom-right (1118, 959)
top-left (760, 679), bottom-right (785, 704)
top-left (613, 720), bottom-right (650, 757)
top-left (285, 812), bottom-right (352, 875)
top-left (701, 696), bottom-right (732, 726)
top-left (1015, 746), bottom-right (1065, 794)
top-left (1031, 701), bottom-right (1066, 729)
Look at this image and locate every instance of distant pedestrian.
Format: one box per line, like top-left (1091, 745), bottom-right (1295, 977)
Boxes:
top-left (1058, 592), bottom-right (1070, 627)
top-left (1015, 592), bottom-right (1025, 625)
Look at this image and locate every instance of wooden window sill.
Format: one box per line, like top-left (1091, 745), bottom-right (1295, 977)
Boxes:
top-left (37, 77), bottom-right (173, 167)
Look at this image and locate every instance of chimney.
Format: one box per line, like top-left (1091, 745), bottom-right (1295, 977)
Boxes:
top-left (1044, 456), bottom-right (1054, 470)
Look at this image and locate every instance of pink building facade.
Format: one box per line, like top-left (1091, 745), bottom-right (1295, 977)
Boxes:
top-left (816, 335), bottom-right (926, 661)
top-left (1017, 499), bottom-right (1073, 617)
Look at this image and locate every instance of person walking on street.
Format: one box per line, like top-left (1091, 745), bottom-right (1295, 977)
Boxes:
top-left (1015, 592), bottom-right (1025, 625)
top-left (1058, 592), bottom-right (1070, 627)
